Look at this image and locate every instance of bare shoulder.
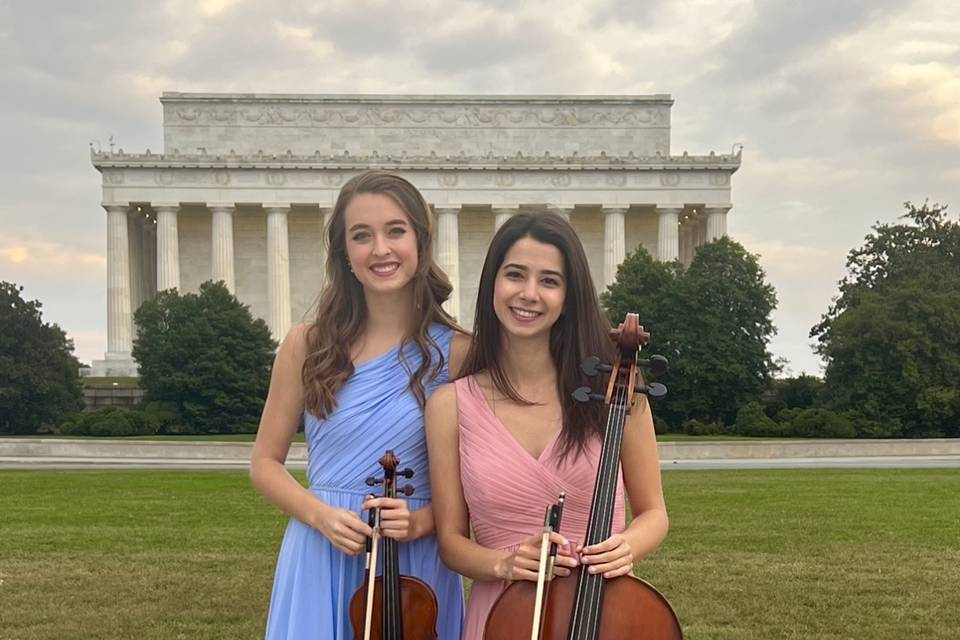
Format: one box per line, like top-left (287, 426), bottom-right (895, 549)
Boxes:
top-left (279, 322), bottom-right (312, 361)
top-left (428, 382), bottom-right (457, 412)
top-left (448, 330), bottom-right (472, 379)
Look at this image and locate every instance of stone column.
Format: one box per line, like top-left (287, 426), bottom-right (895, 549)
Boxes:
top-left (154, 203), bottom-right (180, 291)
top-left (679, 219), bottom-right (692, 265)
top-left (127, 210), bottom-right (144, 318)
top-left (657, 206), bottom-right (682, 262)
top-left (435, 206), bottom-right (461, 320)
top-left (105, 204), bottom-right (133, 356)
top-left (492, 206), bottom-right (518, 233)
top-left (705, 206), bottom-right (730, 241)
top-left (265, 204), bottom-right (292, 340)
top-left (142, 217), bottom-right (157, 300)
top-left (603, 207), bottom-right (627, 288)
top-left (209, 203), bottom-right (235, 292)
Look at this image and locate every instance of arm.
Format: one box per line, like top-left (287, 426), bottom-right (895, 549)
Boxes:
top-left (250, 324), bottom-right (371, 555)
top-left (425, 384), bottom-right (575, 582)
top-left (579, 396), bottom-right (669, 578)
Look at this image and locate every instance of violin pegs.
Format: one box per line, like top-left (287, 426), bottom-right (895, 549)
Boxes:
top-left (401, 485), bottom-right (415, 496)
top-left (581, 355), bottom-right (613, 377)
top-left (401, 467), bottom-right (415, 479)
top-left (365, 477), bottom-right (383, 486)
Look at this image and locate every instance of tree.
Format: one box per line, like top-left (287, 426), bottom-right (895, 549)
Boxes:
top-left (0, 282), bottom-right (83, 434)
top-left (602, 237), bottom-right (778, 429)
top-left (132, 281), bottom-right (276, 433)
top-left (811, 202), bottom-right (960, 437)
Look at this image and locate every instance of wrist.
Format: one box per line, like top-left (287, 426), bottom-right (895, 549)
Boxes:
top-left (307, 499), bottom-right (331, 530)
top-left (492, 551), bottom-right (510, 580)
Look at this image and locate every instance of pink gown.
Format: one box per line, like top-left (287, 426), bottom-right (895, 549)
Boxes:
top-left (454, 376), bottom-right (626, 640)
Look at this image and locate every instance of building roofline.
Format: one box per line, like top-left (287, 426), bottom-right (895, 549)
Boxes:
top-left (160, 92), bottom-right (675, 106)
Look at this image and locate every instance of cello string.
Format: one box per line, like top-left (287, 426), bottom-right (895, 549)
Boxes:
top-left (578, 378), bottom-right (630, 637)
top-left (572, 379), bottom-right (628, 637)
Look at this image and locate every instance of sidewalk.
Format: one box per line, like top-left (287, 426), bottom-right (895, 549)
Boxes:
top-left (2, 438), bottom-right (958, 469)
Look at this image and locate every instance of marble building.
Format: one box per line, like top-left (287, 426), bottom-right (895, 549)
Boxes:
top-left (88, 92), bottom-right (741, 376)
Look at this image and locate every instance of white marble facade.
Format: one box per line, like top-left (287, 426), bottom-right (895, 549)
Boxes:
top-left (88, 93), bottom-right (740, 376)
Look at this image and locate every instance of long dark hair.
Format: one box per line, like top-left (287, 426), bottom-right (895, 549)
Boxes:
top-left (458, 213), bottom-right (616, 459)
top-left (302, 170), bottom-right (460, 418)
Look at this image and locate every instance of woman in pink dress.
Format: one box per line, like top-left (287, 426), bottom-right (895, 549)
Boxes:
top-left (425, 213), bottom-right (670, 639)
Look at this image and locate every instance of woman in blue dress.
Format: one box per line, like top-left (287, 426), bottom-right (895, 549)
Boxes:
top-left (251, 170), bottom-right (469, 639)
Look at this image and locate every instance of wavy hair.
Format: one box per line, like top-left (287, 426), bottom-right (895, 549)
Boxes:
top-left (458, 213), bottom-right (616, 459)
top-left (302, 170), bottom-right (459, 418)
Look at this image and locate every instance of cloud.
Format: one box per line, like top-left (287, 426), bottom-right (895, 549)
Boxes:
top-left (1, 0), bottom-right (959, 375)
top-left (0, 239), bottom-right (106, 280)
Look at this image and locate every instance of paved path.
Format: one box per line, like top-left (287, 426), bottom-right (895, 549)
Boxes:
top-left (1, 438), bottom-right (958, 470)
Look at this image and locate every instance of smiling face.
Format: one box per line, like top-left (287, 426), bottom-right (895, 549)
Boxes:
top-left (493, 236), bottom-right (567, 340)
top-left (343, 192), bottom-right (419, 295)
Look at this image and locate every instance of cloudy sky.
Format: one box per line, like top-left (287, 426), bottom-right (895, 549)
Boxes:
top-left (2, 0), bottom-right (958, 374)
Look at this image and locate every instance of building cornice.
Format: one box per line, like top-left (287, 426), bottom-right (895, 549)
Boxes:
top-left (160, 92), bottom-right (675, 106)
top-left (91, 149), bottom-right (742, 173)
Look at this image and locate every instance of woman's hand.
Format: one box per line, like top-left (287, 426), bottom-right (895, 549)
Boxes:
top-left (579, 533), bottom-right (634, 578)
top-left (494, 531), bottom-right (578, 582)
top-left (313, 504), bottom-right (372, 556)
top-left (362, 496), bottom-right (413, 541)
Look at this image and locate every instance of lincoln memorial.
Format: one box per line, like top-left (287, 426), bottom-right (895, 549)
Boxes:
top-left (88, 92), bottom-right (741, 376)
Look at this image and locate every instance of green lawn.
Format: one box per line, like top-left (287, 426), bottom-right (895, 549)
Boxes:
top-left (1, 469), bottom-right (957, 639)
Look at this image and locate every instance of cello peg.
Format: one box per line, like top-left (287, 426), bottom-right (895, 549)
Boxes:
top-left (638, 354), bottom-right (669, 376)
top-left (573, 386), bottom-right (605, 403)
top-left (636, 382), bottom-right (668, 399)
top-left (581, 355), bottom-right (613, 377)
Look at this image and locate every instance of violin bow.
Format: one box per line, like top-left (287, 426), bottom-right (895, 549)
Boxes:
top-left (362, 503), bottom-right (381, 640)
top-left (531, 492), bottom-right (564, 640)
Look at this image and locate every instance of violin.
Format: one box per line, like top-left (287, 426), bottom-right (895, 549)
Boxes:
top-left (349, 450), bottom-right (439, 640)
top-left (484, 313), bottom-right (683, 639)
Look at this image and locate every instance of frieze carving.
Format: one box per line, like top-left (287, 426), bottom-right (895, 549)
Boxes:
top-left (660, 173), bottom-right (680, 187)
top-left (321, 173), bottom-right (343, 187)
top-left (605, 174), bottom-right (627, 187)
top-left (709, 173), bottom-right (730, 186)
top-left (154, 171), bottom-right (174, 186)
top-left (494, 173), bottom-right (515, 187)
top-left (104, 171), bottom-right (125, 185)
top-left (438, 173), bottom-right (458, 187)
top-left (266, 171), bottom-right (286, 186)
top-left (170, 105), bottom-right (670, 128)
top-left (550, 174), bottom-right (572, 187)
top-left (214, 170), bottom-right (230, 185)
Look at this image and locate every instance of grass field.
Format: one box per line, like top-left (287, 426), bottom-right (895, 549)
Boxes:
top-left (1, 469), bottom-right (957, 639)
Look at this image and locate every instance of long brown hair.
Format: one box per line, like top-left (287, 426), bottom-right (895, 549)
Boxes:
top-left (302, 170), bottom-right (459, 418)
top-left (458, 213), bottom-right (616, 459)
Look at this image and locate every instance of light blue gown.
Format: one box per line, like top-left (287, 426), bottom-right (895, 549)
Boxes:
top-left (265, 324), bottom-right (465, 639)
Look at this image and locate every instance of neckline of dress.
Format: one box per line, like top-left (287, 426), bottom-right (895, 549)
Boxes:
top-left (467, 375), bottom-right (562, 464)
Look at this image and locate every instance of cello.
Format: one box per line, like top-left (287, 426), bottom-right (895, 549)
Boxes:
top-left (349, 450), bottom-right (439, 640)
top-left (483, 313), bottom-right (683, 639)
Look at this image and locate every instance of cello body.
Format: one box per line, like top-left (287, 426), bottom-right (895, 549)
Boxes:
top-left (484, 573), bottom-right (682, 639)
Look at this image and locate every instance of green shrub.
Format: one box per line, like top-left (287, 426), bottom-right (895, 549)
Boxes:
top-left (682, 418), bottom-right (727, 436)
top-left (779, 408), bottom-right (856, 438)
top-left (734, 401), bottom-right (782, 437)
top-left (59, 407), bottom-right (160, 437)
